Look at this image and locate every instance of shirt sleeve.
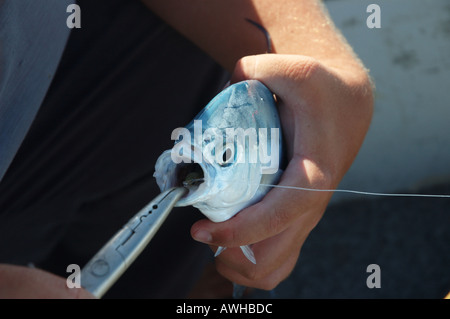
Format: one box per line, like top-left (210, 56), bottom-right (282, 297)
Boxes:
top-left (0, 0), bottom-right (73, 182)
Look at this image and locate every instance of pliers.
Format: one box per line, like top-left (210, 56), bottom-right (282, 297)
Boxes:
top-left (80, 187), bottom-right (188, 298)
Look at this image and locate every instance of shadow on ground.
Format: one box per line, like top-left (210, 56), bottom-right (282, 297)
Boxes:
top-left (251, 182), bottom-right (450, 299)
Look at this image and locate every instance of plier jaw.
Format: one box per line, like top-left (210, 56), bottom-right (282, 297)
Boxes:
top-left (80, 187), bottom-right (188, 298)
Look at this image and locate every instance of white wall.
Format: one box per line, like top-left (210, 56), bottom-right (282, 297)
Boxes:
top-left (324, 0), bottom-right (450, 201)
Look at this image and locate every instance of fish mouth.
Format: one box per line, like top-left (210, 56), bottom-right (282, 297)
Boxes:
top-left (175, 162), bottom-right (205, 190)
top-left (172, 160), bottom-right (210, 203)
top-left (154, 148), bottom-right (212, 205)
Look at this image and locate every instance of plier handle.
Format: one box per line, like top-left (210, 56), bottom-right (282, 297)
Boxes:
top-left (80, 187), bottom-right (188, 298)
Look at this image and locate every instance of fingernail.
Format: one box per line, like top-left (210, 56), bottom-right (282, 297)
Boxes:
top-left (193, 230), bottom-right (212, 243)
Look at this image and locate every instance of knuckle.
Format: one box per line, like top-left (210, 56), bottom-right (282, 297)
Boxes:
top-left (300, 58), bottom-right (321, 80)
top-left (244, 268), bottom-right (281, 291)
top-left (266, 206), bottom-right (290, 235)
top-left (233, 55), bottom-right (257, 80)
top-left (239, 263), bottom-right (272, 284)
top-left (243, 268), bottom-right (259, 282)
top-left (242, 265), bottom-right (272, 284)
top-left (216, 222), bottom-right (244, 247)
top-left (258, 278), bottom-right (280, 291)
top-left (255, 259), bottom-right (297, 291)
top-left (286, 57), bottom-right (322, 83)
top-left (218, 226), bottom-right (237, 246)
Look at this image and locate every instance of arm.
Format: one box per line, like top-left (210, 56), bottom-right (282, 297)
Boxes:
top-left (0, 264), bottom-right (95, 299)
top-left (142, 0), bottom-right (373, 289)
top-left (140, 0), bottom-right (367, 74)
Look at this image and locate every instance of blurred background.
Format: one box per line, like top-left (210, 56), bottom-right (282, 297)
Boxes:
top-left (253, 0), bottom-right (450, 298)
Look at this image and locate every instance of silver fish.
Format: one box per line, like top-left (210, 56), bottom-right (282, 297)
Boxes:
top-left (154, 80), bottom-right (283, 263)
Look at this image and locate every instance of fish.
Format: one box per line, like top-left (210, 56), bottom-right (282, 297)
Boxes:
top-left (153, 80), bottom-right (284, 263)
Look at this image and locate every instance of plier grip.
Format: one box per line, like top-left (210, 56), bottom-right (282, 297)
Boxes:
top-left (80, 187), bottom-right (188, 298)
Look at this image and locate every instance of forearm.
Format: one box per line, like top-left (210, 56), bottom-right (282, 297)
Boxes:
top-left (141, 0), bottom-right (365, 74)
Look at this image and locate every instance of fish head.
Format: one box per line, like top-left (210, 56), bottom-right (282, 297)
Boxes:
top-left (154, 80), bottom-right (283, 223)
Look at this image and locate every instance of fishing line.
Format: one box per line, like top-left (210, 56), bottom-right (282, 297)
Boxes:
top-left (184, 178), bottom-right (450, 198)
top-left (258, 183), bottom-right (450, 198)
top-left (182, 176), bottom-right (449, 301)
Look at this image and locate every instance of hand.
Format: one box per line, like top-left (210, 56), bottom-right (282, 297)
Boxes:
top-left (0, 264), bottom-right (96, 298)
top-left (191, 54), bottom-right (373, 290)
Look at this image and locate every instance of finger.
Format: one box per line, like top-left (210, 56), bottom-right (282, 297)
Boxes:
top-left (30, 267), bottom-right (95, 299)
top-left (212, 205), bottom-right (310, 278)
top-left (191, 157), bottom-right (330, 247)
top-left (230, 54), bottom-right (325, 103)
top-left (212, 214), bottom-right (314, 290)
top-left (0, 264), bottom-right (95, 299)
top-left (216, 244), bottom-right (301, 290)
top-left (230, 54), bottom-right (353, 143)
top-left (233, 55), bottom-right (373, 162)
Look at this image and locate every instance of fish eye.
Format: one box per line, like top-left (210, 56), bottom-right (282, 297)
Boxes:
top-left (219, 145), bottom-right (234, 167)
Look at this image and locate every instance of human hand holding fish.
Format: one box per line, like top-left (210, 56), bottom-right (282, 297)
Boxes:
top-left (143, 0), bottom-right (374, 294)
top-left (77, 49), bottom-right (374, 297)
top-left (189, 54), bottom-right (373, 290)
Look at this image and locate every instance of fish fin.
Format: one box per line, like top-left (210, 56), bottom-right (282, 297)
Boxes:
top-left (240, 245), bottom-right (256, 264)
top-left (214, 245), bottom-right (256, 264)
top-left (214, 246), bottom-right (227, 257)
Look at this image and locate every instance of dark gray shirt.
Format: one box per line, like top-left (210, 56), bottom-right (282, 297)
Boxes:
top-left (0, 0), bottom-right (73, 182)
